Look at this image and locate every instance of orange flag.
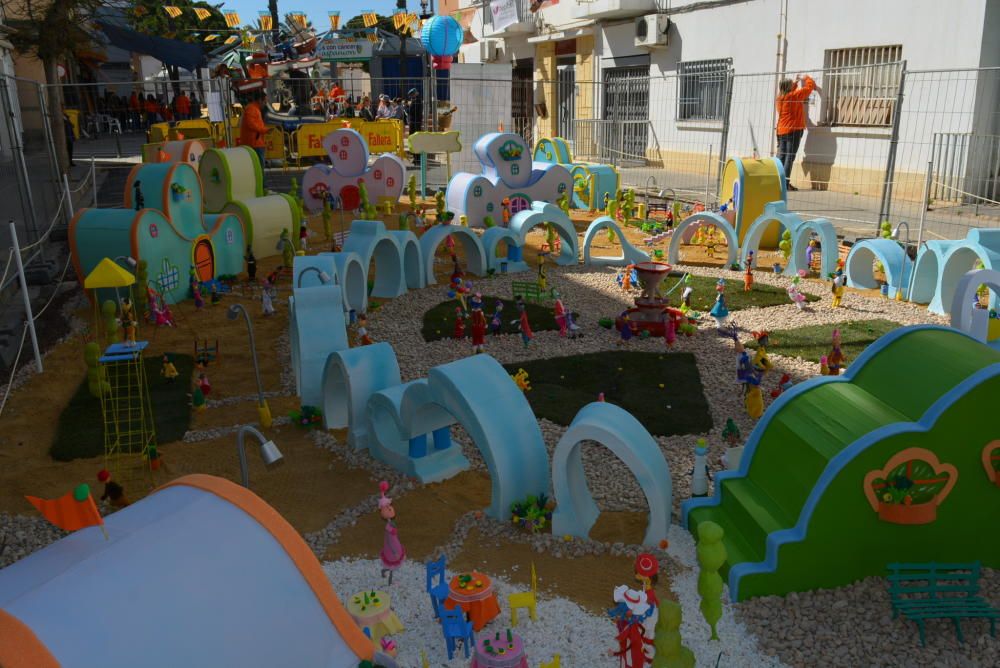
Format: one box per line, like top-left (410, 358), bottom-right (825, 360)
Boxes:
top-left (26, 484), bottom-right (106, 535)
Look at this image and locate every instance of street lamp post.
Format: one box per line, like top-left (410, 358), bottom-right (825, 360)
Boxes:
top-left (296, 266), bottom-right (332, 288)
top-left (236, 425), bottom-right (284, 489)
top-left (227, 303), bottom-right (272, 427)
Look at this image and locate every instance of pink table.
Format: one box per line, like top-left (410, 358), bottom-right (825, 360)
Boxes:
top-left (470, 631), bottom-right (528, 668)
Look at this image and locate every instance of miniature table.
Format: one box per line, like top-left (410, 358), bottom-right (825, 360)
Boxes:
top-left (470, 631), bottom-right (528, 668)
top-left (443, 571), bottom-right (501, 632)
top-left (346, 589), bottom-right (404, 642)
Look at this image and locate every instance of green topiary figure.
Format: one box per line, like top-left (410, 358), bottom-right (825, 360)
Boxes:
top-left (778, 229), bottom-right (792, 262)
top-left (546, 223), bottom-right (557, 251)
top-left (135, 259), bottom-right (149, 319)
top-left (279, 229), bottom-right (294, 268)
top-left (483, 215), bottom-right (495, 229)
top-left (623, 188), bottom-right (636, 220)
top-left (398, 213), bottom-right (409, 231)
top-left (879, 220), bottom-right (893, 239)
top-left (407, 174), bottom-right (418, 209)
top-left (289, 177), bottom-right (304, 214)
top-left (84, 341), bottom-right (110, 398)
top-left (697, 520), bottom-right (727, 640)
top-left (102, 300), bottom-right (121, 345)
top-left (358, 179), bottom-right (377, 219)
top-left (321, 199), bottom-right (333, 240)
top-left (652, 599), bottom-right (695, 668)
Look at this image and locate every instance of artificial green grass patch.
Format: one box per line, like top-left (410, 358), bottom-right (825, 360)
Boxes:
top-left (422, 295), bottom-right (567, 342)
top-left (746, 319), bottom-right (900, 364)
top-left (679, 275), bottom-right (819, 312)
top-left (503, 351), bottom-right (712, 437)
top-left (50, 353), bottom-right (194, 461)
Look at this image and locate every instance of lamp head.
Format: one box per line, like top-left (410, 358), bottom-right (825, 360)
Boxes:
top-left (227, 304), bottom-right (241, 321)
top-left (259, 439), bottom-right (284, 468)
top-left (319, 270), bottom-right (332, 283)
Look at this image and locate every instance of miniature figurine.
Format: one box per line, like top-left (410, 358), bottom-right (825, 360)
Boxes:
top-left (806, 239), bottom-right (819, 271)
top-left (618, 311), bottom-right (634, 346)
top-left (831, 269), bottom-right (846, 308)
top-left (459, 214), bottom-right (468, 227)
top-left (299, 222), bottom-right (309, 251)
top-left (515, 301), bottom-right (533, 348)
top-left (566, 307), bottom-right (581, 339)
top-left (744, 256), bottom-right (754, 292)
top-left (470, 303), bottom-right (487, 354)
top-left (244, 246), bottom-right (257, 282)
top-left (787, 275), bottom-right (808, 310)
top-left (770, 373), bottom-right (793, 398)
top-left (826, 328), bottom-right (846, 375)
top-left (453, 306), bottom-right (466, 339)
top-left (378, 481), bottom-right (406, 585)
top-left (553, 290), bottom-right (567, 337)
top-left (190, 383), bottom-right (206, 411)
top-left (501, 197), bottom-right (512, 227)
top-left (407, 174), bottom-right (418, 210)
top-left (511, 368), bottom-right (531, 391)
top-left (634, 553), bottom-right (660, 606)
top-left (120, 297), bottom-right (137, 345)
top-left (97, 469), bottom-right (131, 509)
top-left (490, 301), bottom-right (504, 336)
top-left (680, 285), bottom-right (693, 313)
top-left (197, 372), bottom-right (211, 396)
top-left (160, 354), bottom-right (178, 383)
top-left (691, 438), bottom-right (710, 497)
top-left (190, 272), bottom-right (205, 310)
top-left (608, 585), bottom-right (658, 668)
top-left (357, 313), bottom-right (373, 346)
top-left (261, 279), bottom-right (276, 316)
top-left (663, 311), bottom-right (677, 347)
top-left (709, 278), bottom-right (729, 331)
top-left (536, 253), bottom-right (548, 291)
top-left (210, 284), bottom-right (221, 306)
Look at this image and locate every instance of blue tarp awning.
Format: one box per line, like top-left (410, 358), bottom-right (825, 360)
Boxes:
top-left (97, 21), bottom-right (207, 72)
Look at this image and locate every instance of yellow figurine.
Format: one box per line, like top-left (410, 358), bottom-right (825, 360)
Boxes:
top-left (160, 354), bottom-right (178, 383)
top-left (120, 297), bottom-right (137, 346)
top-left (511, 368), bottom-right (531, 392)
top-left (831, 269), bottom-right (846, 308)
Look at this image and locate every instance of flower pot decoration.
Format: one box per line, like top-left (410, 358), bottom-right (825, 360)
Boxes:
top-left (863, 448), bottom-right (957, 525)
top-left (981, 440), bottom-right (1000, 487)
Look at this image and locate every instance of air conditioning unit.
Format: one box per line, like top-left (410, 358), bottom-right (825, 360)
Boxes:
top-left (635, 15), bottom-right (670, 48)
top-left (480, 39), bottom-right (501, 63)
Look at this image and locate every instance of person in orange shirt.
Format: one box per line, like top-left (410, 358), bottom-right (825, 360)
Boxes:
top-left (775, 74), bottom-right (815, 191)
top-left (328, 83), bottom-right (345, 100)
top-left (240, 91), bottom-right (268, 169)
top-left (175, 91), bottom-right (191, 120)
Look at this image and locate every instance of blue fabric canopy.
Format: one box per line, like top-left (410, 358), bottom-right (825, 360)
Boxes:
top-left (97, 21), bottom-right (207, 72)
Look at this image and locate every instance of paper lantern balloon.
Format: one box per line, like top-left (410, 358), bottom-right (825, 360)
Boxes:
top-left (420, 16), bottom-right (463, 56)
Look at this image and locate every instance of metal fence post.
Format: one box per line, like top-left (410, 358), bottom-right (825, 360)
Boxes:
top-left (878, 60), bottom-right (907, 229)
top-left (906, 159), bottom-right (933, 301)
top-left (91, 156), bottom-right (97, 206)
top-left (706, 144), bottom-right (714, 206)
top-left (716, 69), bottom-right (735, 195)
top-left (62, 173), bottom-right (74, 223)
top-left (9, 221), bottom-right (43, 373)
top-left (1, 80), bottom-right (40, 243)
top-left (37, 83), bottom-right (61, 190)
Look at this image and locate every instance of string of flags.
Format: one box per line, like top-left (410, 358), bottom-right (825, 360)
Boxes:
top-left (223, 10), bottom-right (242, 27)
top-left (258, 11), bottom-right (273, 31)
top-left (362, 11), bottom-right (379, 28)
top-left (328, 11), bottom-right (341, 30)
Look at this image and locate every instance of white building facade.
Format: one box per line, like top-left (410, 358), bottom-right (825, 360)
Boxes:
top-left (456, 0), bottom-right (1000, 202)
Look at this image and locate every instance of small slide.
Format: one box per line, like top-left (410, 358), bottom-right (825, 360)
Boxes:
top-left (684, 325), bottom-right (1000, 601)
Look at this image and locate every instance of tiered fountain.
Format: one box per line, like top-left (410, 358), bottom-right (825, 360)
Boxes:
top-left (615, 261), bottom-right (687, 337)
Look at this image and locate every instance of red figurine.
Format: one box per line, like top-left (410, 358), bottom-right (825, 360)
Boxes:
top-left (453, 307), bottom-right (466, 339)
top-left (470, 305), bottom-right (487, 354)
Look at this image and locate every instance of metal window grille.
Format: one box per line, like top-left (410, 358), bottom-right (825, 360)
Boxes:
top-left (821, 46), bottom-right (902, 127)
top-left (602, 66), bottom-right (650, 164)
top-left (512, 68), bottom-right (533, 145)
top-left (556, 66), bottom-right (575, 141)
top-left (677, 58), bottom-right (731, 121)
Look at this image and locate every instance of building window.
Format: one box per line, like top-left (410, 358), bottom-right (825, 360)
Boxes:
top-left (822, 45), bottom-right (902, 127)
top-left (677, 58), bottom-right (731, 122)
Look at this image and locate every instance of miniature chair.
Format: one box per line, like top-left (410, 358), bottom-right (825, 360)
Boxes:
top-left (508, 562), bottom-right (537, 627)
top-left (540, 655), bottom-right (561, 668)
top-left (425, 555), bottom-right (450, 619)
top-left (440, 606), bottom-right (474, 660)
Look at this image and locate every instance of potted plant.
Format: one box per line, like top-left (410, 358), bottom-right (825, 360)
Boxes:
top-left (863, 449), bottom-right (957, 525)
top-left (981, 440), bottom-right (1000, 487)
top-left (289, 405), bottom-right (323, 429)
top-left (510, 494), bottom-right (553, 533)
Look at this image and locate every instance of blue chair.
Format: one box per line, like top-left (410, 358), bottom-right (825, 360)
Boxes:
top-left (425, 555), bottom-right (450, 619)
top-left (441, 606), bottom-right (474, 660)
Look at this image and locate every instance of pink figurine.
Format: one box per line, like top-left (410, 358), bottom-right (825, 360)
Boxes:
top-left (553, 290), bottom-right (567, 337)
top-left (664, 311), bottom-right (677, 347)
top-left (192, 283), bottom-right (204, 309)
top-left (378, 481), bottom-right (405, 585)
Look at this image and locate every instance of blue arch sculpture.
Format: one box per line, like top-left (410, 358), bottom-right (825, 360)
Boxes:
top-left (426, 355), bottom-right (549, 519)
top-left (551, 402), bottom-right (672, 546)
top-left (938, 242), bottom-right (998, 314)
top-left (418, 224), bottom-right (488, 285)
top-left (910, 230), bottom-right (1000, 314)
top-left (950, 268), bottom-right (1000, 350)
top-left (482, 226), bottom-right (527, 273)
top-left (582, 217), bottom-right (649, 266)
top-left (739, 201), bottom-right (794, 272)
top-left (367, 380), bottom-right (469, 483)
top-left (343, 220), bottom-right (406, 299)
top-left (388, 230), bottom-right (425, 290)
top-left (787, 216), bottom-right (839, 278)
top-left (320, 342), bottom-right (402, 448)
top-left (846, 238), bottom-right (913, 295)
top-left (315, 251), bottom-right (368, 314)
top-left (910, 242), bottom-right (951, 305)
top-left (509, 201), bottom-right (579, 266)
top-left (289, 284), bottom-right (348, 408)
top-left (667, 211), bottom-right (738, 267)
